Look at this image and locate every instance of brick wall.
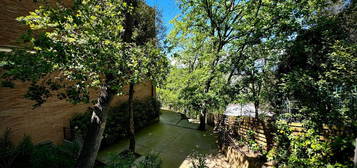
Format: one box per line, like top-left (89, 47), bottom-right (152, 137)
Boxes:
top-left (0, 0), bottom-right (158, 145)
top-left (0, 80), bottom-right (155, 144)
top-left (0, 0), bottom-right (72, 46)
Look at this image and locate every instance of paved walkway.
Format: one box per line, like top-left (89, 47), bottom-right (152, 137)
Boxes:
top-left (97, 110), bottom-right (218, 168)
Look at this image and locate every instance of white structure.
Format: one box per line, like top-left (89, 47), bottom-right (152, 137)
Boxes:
top-left (224, 103), bottom-right (273, 117)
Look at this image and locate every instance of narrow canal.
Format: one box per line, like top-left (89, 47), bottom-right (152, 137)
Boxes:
top-left (97, 110), bottom-right (218, 168)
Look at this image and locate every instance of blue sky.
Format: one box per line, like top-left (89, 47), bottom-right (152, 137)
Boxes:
top-left (145, 0), bottom-right (181, 35)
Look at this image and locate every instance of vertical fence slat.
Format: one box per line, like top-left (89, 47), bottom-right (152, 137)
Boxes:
top-left (353, 138), bottom-right (357, 168)
top-left (214, 113), bottom-right (351, 152)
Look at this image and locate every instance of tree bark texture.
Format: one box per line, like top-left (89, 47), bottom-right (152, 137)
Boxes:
top-left (75, 86), bottom-right (114, 168)
top-left (254, 101), bottom-right (259, 119)
top-left (198, 74), bottom-right (215, 130)
top-left (198, 109), bottom-right (207, 130)
top-left (128, 82), bottom-right (136, 153)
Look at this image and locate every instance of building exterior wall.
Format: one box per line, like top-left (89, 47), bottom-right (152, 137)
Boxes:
top-left (0, 0), bottom-right (157, 145)
top-left (0, 0), bottom-right (72, 46)
top-left (0, 80), bottom-right (154, 144)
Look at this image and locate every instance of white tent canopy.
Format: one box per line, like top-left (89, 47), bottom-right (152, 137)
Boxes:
top-left (224, 103), bottom-right (273, 117)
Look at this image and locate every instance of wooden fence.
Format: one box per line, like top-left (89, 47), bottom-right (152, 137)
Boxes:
top-left (207, 113), bottom-right (353, 149)
top-left (207, 113), bottom-right (356, 167)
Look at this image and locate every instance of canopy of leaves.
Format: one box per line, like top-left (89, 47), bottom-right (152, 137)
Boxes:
top-left (160, 0), bottom-right (329, 114)
top-left (276, 2), bottom-right (357, 127)
top-left (0, 0), bottom-right (169, 106)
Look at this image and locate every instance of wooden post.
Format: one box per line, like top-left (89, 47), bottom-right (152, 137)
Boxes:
top-left (354, 138), bottom-right (357, 168)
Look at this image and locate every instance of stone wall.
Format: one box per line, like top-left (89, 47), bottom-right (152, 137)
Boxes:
top-left (0, 80), bottom-right (155, 144)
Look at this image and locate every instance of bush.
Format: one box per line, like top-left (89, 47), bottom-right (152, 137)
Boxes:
top-left (233, 129), bottom-right (264, 154)
top-left (0, 129), bottom-right (79, 168)
top-left (190, 152), bottom-right (208, 168)
top-left (245, 129), bottom-right (263, 153)
top-left (268, 120), bottom-right (354, 168)
top-left (104, 152), bottom-right (161, 168)
top-left (71, 98), bottom-right (161, 147)
top-left (0, 80), bottom-right (14, 88)
top-left (136, 152), bottom-right (161, 168)
top-left (30, 141), bottom-right (79, 168)
top-left (31, 142), bottom-right (78, 168)
top-left (105, 152), bottom-right (136, 168)
top-left (0, 129), bottom-right (33, 168)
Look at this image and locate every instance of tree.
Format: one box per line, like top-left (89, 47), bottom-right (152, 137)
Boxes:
top-left (157, 67), bottom-right (185, 111)
top-left (121, 0), bottom-right (168, 153)
top-left (0, 0), bottom-right (168, 167)
top-left (169, 0), bottom-right (266, 130)
top-left (266, 2), bottom-right (356, 167)
top-left (276, 1), bottom-right (357, 127)
top-left (122, 0), bottom-right (138, 154)
top-left (167, 0), bottom-right (328, 130)
top-left (236, 45), bottom-right (269, 118)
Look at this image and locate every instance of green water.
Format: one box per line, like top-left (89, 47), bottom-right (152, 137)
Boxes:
top-left (97, 110), bottom-right (218, 168)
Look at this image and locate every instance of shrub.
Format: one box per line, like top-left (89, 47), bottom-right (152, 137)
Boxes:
top-left (245, 129), bottom-right (263, 152)
top-left (70, 111), bottom-right (91, 137)
top-left (0, 129), bottom-right (79, 168)
top-left (0, 129), bottom-right (33, 168)
top-left (0, 80), bottom-right (14, 88)
top-left (235, 129), bottom-right (264, 153)
top-left (190, 152), bottom-right (208, 168)
top-left (32, 144), bottom-right (66, 168)
top-left (30, 141), bottom-right (79, 168)
top-left (268, 120), bottom-right (354, 168)
top-left (136, 152), bottom-right (161, 168)
top-left (104, 152), bottom-right (161, 168)
top-left (70, 98), bottom-right (161, 147)
top-left (105, 152), bottom-right (136, 168)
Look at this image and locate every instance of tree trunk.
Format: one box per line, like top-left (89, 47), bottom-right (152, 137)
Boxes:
top-left (198, 109), bottom-right (207, 130)
top-left (198, 74), bottom-right (215, 131)
top-left (128, 82), bottom-right (135, 153)
top-left (354, 138), bottom-right (357, 168)
top-left (75, 86), bottom-right (113, 168)
top-left (123, 0), bottom-right (137, 154)
top-left (254, 101), bottom-right (259, 119)
top-left (197, 45), bottom-right (223, 130)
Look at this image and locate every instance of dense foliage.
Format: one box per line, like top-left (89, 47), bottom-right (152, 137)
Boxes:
top-left (1, 0), bottom-right (167, 103)
top-left (0, 0), bottom-right (168, 166)
top-left (161, 0), bottom-right (356, 167)
top-left (104, 152), bottom-right (161, 168)
top-left (70, 98), bottom-right (161, 147)
top-left (268, 120), bottom-right (354, 167)
top-left (0, 0), bottom-right (355, 167)
top-left (0, 129), bottom-right (161, 168)
top-left (267, 3), bottom-right (357, 166)
top-left (160, 0), bottom-right (329, 119)
top-left (0, 129), bottom-right (80, 168)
